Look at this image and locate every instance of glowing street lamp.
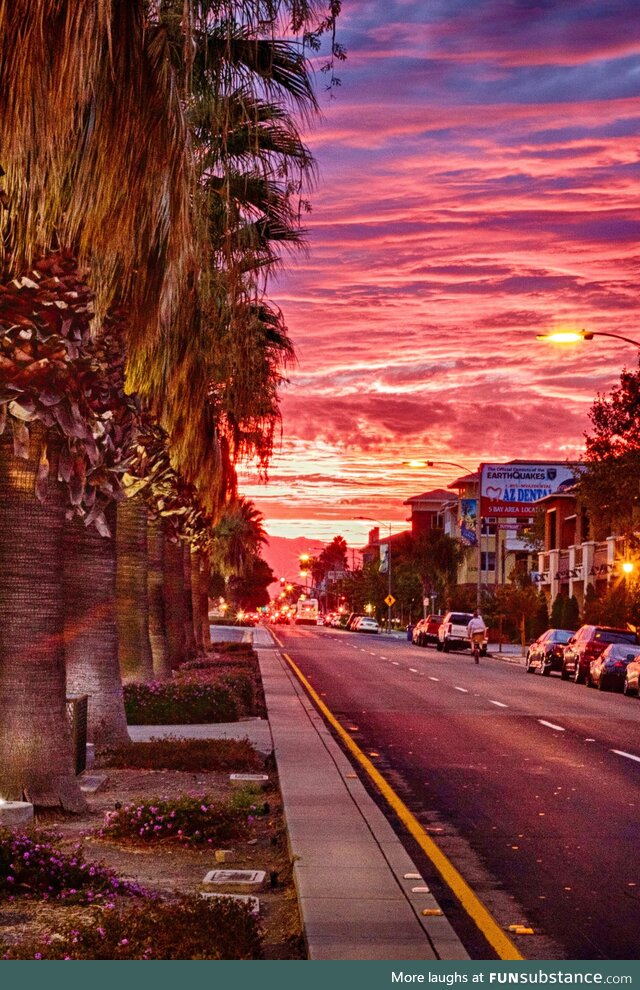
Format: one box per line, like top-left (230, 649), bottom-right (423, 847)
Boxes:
top-left (402, 459), bottom-right (473, 473)
top-left (536, 329), bottom-right (640, 348)
top-left (622, 561), bottom-right (634, 575)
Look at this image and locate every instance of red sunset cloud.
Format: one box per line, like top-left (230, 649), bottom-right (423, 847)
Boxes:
top-left (239, 0), bottom-right (640, 549)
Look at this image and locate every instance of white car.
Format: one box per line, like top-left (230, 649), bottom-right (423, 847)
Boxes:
top-left (436, 611), bottom-right (486, 653)
top-left (357, 617), bottom-right (380, 634)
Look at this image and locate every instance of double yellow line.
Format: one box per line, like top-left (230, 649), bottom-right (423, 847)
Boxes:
top-left (279, 647), bottom-right (523, 961)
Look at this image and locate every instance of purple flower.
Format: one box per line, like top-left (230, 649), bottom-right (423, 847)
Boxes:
top-left (34, 953), bottom-right (42, 960)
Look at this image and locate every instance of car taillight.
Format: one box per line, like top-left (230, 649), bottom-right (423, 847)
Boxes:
top-left (613, 661), bottom-right (625, 670)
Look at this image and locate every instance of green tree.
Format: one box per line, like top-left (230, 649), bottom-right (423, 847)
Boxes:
top-left (582, 584), bottom-right (601, 624)
top-left (564, 595), bottom-right (580, 631)
top-left (410, 530), bottom-right (468, 605)
top-left (599, 586), bottom-right (627, 627)
top-left (550, 592), bottom-right (568, 629)
top-left (532, 590), bottom-right (550, 638)
top-left (228, 557), bottom-right (275, 611)
top-left (577, 363), bottom-right (640, 539)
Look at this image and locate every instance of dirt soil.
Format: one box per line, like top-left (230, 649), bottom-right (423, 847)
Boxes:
top-left (0, 764), bottom-right (306, 959)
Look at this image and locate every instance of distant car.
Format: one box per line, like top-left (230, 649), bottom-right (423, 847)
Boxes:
top-left (623, 654), bottom-right (640, 696)
top-left (525, 628), bottom-right (574, 675)
top-left (346, 612), bottom-right (366, 631)
top-left (586, 642), bottom-right (640, 691)
top-left (357, 617), bottom-right (380, 634)
top-left (561, 625), bottom-right (637, 683)
top-left (437, 611), bottom-right (485, 653)
top-left (422, 614), bottom-right (444, 646)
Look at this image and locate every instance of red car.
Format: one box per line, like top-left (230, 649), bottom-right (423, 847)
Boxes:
top-left (561, 625), bottom-right (637, 683)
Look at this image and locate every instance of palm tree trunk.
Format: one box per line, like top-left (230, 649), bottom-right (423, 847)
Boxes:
top-left (64, 504), bottom-right (129, 748)
top-left (191, 548), bottom-right (204, 652)
top-left (147, 515), bottom-right (171, 679)
top-left (0, 425), bottom-right (85, 810)
top-left (200, 550), bottom-right (212, 649)
top-left (163, 535), bottom-right (186, 669)
top-left (116, 494), bottom-right (153, 683)
top-left (182, 541), bottom-right (197, 660)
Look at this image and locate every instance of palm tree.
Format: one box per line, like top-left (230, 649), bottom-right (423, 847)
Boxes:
top-left (116, 493), bottom-right (154, 683)
top-left (210, 496), bottom-right (267, 579)
top-left (0, 2), bottom-right (195, 806)
top-left (64, 506), bottom-right (129, 748)
top-left (0, 426), bottom-right (85, 810)
top-left (147, 515), bottom-right (172, 678)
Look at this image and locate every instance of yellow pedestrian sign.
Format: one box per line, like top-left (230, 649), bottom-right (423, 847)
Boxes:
top-left (384, 594), bottom-right (396, 607)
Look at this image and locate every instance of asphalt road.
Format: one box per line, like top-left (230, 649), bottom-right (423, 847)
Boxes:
top-left (272, 624), bottom-right (640, 961)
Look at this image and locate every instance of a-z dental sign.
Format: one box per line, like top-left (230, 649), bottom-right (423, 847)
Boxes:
top-left (480, 463), bottom-right (575, 517)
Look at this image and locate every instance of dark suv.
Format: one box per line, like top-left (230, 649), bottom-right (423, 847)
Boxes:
top-left (561, 624), bottom-right (637, 683)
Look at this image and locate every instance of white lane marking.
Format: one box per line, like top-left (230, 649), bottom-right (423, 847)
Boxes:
top-left (380, 656), bottom-right (388, 660)
top-left (368, 651), bottom-right (377, 655)
top-left (409, 667), bottom-right (418, 673)
top-left (428, 676), bottom-right (440, 682)
top-left (612, 749), bottom-right (640, 764)
top-left (454, 686), bottom-right (468, 693)
top-left (489, 700), bottom-right (508, 708)
top-left (538, 720), bottom-right (565, 732)
top-left (392, 661), bottom-right (400, 666)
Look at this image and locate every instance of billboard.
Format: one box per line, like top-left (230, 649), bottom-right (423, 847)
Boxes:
top-left (480, 463), bottom-right (575, 518)
top-left (459, 498), bottom-right (478, 546)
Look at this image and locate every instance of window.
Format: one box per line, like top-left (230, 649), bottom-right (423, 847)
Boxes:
top-left (547, 509), bottom-right (557, 550)
top-left (481, 520), bottom-right (497, 536)
top-left (480, 551), bottom-right (496, 571)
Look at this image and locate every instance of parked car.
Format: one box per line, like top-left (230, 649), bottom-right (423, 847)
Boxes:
top-left (357, 617), bottom-right (380, 634)
top-left (345, 612), bottom-right (366, 631)
top-left (525, 628), bottom-right (574, 675)
top-left (623, 654), bottom-right (640, 696)
top-left (586, 642), bottom-right (640, 691)
top-left (561, 625), bottom-right (638, 683)
top-left (437, 611), bottom-right (485, 653)
top-left (411, 618), bottom-right (429, 646)
top-left (414, 614), bottom-right (443, 647)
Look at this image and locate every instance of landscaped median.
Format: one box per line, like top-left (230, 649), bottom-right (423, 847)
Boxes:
top-left (0, 644), bottom-right (304, 960)
top-left (124, 642), bottom-right (266, 725)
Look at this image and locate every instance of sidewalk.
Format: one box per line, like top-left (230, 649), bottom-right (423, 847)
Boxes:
top-left (251, 625), bottom-right (469, 961)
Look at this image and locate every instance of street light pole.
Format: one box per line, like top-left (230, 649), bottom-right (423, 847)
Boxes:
top-left (536, 329), bottom-right (640, 349)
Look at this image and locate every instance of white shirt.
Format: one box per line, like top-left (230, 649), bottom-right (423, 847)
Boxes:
top-left (467, 616), bottom-right (487, 637)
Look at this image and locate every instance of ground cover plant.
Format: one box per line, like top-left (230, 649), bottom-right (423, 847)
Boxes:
top-left (99, 789), bottom-right (266, 847)
top-left (1, 894), bottom-right (262, 960)
top-left (99, 737), bottom-right (263, 772)
top-left (124, 681), bottom-right (239, 724)
top-left (0, 829), bottom-right (145, 904)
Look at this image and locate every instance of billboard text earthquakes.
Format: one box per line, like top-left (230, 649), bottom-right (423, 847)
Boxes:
top-left (480, 463), bottom-right (574, 517)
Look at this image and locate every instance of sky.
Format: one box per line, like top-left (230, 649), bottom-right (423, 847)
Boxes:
top-left (239, 0), bottom-right (640, 551)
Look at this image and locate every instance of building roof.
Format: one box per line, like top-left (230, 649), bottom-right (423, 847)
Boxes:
top-left (448, 472), bottom-right (479, 489)
top-left (403, 489), bottom-right (452, 506)
top-left (532, 486), bottom-right (577, 507)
